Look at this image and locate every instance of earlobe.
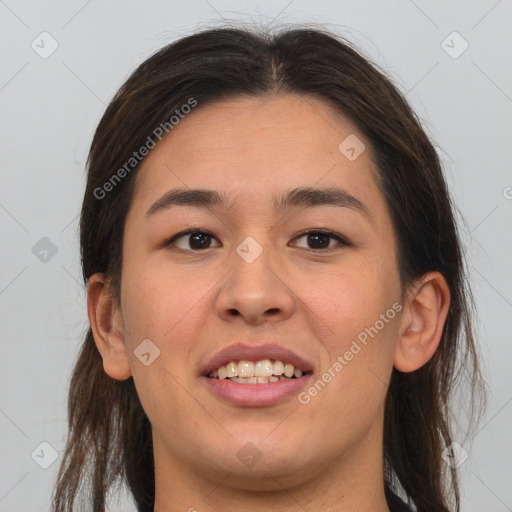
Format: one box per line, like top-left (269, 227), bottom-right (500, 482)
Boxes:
top-left (394, 272), bottom-right (451, 373)
top-left (87, 273), bottom-right (132, 380)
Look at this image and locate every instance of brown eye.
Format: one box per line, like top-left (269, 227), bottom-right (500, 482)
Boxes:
top-left (292, 230), bottom-right (350, 251)
top-left (167, 230), bottom-right (221, 251)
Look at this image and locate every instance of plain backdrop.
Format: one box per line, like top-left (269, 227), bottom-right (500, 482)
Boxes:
top-left (1, 1), bottom-right (511, 511)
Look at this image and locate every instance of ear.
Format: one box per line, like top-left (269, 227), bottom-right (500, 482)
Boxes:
top-left (87, 273), bottom-right (132, 380)
top-left (394, 271), bottom-right (451, 373)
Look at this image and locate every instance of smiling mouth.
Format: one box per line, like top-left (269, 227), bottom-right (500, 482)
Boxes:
top-left (207, 359), bottom-right (310, 384)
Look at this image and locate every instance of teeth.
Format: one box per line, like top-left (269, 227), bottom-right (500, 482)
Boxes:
top-left (238, 360), bottom-right (254, 378)
top-left (272, 360), bottom-right (284, 375)
top-left (225, 375), bottom-right (293, 384)
top-left (283, 363), bottom-right (294, 378)
top-left (225, 361), bottom-right (237, 377)
top-left (254, 359), bottom-right (272, 377)
top-left (209, 359), bottom-right (306, 382)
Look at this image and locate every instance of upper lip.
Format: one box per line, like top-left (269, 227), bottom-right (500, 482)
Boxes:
top-left (201, 342), bottom-right (314, 376)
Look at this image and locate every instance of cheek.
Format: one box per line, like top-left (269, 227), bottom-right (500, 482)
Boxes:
top-left (302, 251), bottom-right (400, 406)
top-left (119, 263), bottom-right (209, 432)
top-left (305, 252), bottom-right (399, 343)
top-left (120, 251), bottom-right (208, 340)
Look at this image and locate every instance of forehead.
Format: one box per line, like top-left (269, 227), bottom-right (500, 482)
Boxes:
top-left (130, 93), bottom-right (385, 220)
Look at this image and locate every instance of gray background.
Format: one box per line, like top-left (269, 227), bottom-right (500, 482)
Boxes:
top-left (1, 1), bottom-right (511, 511)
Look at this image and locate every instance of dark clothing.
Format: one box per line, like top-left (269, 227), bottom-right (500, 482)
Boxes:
top-left (386, 487), bottom-right (414, 511)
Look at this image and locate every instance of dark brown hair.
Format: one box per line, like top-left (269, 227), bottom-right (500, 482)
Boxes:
top-left (52, 24), bottom-right (485, 512)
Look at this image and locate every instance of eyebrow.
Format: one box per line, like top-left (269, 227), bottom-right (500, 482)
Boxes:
top-left (145, 186), bottom-right (370, 220)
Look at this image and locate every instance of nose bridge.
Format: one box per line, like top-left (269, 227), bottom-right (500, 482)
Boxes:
top-left (215, 234), bottom-right (295, 324)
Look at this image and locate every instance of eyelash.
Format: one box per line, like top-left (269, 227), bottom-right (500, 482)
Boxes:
top-left (165, 228), bottom-right (351, 252)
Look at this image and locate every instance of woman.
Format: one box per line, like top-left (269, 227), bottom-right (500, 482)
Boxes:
top-left (52, 25), bottom-right (485, 512)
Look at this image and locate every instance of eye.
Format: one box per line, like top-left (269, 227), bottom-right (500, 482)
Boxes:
top-left (165, 228), bottom-right (350, 252)
top-left (292, 229), bottom-right (350, 251)
top-left (167, 229), bottom-right (221, 251)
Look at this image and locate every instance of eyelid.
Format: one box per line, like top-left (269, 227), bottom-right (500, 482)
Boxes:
top-left (165, 228), bottom-right (351, 251)
top-left (292, 229), bottom-right (351, 250)
top-left (165, 228), bottom-right (220, 250)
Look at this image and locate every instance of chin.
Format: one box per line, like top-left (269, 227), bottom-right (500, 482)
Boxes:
top-left (201, 433), bottom-right (317, 484)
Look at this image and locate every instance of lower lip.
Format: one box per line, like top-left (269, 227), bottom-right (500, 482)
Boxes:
top-left (202, 374), bottom-right (312, 407)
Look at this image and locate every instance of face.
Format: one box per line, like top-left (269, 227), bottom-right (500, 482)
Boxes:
top-left (112, 94), bottom-right (403, 490)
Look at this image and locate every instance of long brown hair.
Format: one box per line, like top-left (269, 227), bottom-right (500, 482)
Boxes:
top-left (52, 24), bottom-right (485, 512)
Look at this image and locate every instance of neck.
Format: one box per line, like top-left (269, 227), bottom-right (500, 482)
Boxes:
top-left (152, 416), bottom-right (390, 512)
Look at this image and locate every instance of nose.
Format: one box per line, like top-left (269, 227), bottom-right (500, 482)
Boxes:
top-left (215, 240), bottom-right (296, 325)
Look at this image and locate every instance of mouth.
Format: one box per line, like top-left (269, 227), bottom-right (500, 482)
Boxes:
top-left (201, 342), bottom-right (313, 406)
top-left (207, 358), bottom-right (311, 384)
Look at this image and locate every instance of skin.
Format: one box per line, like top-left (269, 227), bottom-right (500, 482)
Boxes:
top-left (88, 94), bottom-right (450, 512)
